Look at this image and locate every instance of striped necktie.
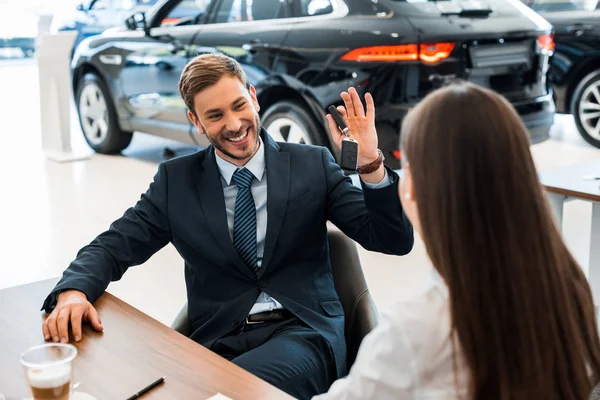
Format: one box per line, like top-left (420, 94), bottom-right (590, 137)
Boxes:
top-left (232, 168), bottom-right (258, 273)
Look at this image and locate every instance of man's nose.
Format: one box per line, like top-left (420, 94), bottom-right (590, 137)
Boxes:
top-left (224, 113), bottom-right (242, 133)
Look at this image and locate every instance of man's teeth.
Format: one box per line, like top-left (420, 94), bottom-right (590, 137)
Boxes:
top-left (228, 130), bottom-right (249, 143)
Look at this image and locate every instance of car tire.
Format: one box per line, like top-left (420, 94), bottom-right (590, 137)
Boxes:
top-left (76, 73), bottom-right (133, 154)
top-left (261, 101), bottom-right (325, 146)
top-left (571, 69), bottom-right (600, 149)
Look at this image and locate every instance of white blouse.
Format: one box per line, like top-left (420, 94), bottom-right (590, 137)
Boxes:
top-left (313, 269), bottom-right (468, 400)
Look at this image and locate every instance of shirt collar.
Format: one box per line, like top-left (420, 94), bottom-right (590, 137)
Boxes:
top-left (214, 136), bottom-right (266, 185)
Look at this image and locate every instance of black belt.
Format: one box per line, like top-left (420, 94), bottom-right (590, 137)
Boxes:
top-left (246, 309), bottom-right (293, 325)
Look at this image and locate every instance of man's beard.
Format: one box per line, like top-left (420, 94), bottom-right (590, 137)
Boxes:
top-left (209, 116), bottom-right (261, 161)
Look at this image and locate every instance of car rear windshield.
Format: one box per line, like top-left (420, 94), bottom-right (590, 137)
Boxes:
top-left (525, 0), bottom-right (599, 11)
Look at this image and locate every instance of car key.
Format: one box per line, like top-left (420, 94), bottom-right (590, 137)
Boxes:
top-left (328, 105), bottom-right (358, 171)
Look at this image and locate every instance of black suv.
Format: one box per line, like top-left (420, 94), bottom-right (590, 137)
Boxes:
top-left (72, 0), bottom-right (555, 168)
top-left (527, 0), bottom-right (600, 148)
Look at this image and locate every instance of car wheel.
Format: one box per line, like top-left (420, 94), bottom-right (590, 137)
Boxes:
top-left (571, 70), bottom-right (600, 149)
top-left (261, 101), bottom-right (325, 146)
top-left (76, 73), bottom-right (133, 154)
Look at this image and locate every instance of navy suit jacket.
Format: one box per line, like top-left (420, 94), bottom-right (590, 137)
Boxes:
top-left (43, 131), bottom-right (414, 377)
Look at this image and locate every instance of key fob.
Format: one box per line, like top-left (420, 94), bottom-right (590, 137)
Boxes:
top-left (328, 105), bottom-right (348, 135)
top-left (328, 105), bottom-right (358, 171)
top-left (340, 138), bottom-right (359, 171)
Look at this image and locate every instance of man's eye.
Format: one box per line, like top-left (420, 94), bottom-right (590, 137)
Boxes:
top-left (234, 103), bottom-right (246, 110)
top-left (208, 114), bottom-right (221, 120)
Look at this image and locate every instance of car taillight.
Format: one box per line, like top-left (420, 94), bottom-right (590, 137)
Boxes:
top-left (419, 42), bottom-right (455, 64)
top-left (340, 45), bottom-right (419, 62)
top-left (161, 17), bottom-right (181, 25)
top-left (537, 34), bottom-right (554, 54)
top-left (340, 42), bottom-right (455, 64)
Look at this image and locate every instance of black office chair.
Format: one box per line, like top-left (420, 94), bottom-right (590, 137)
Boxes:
top-left (171, 229), bottom-right (379, 370)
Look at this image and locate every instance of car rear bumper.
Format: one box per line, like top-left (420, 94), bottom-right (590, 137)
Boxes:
top-left (513, 93), bottom-right (555, 144)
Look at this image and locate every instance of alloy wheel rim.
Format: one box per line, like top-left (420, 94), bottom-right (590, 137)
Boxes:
top-left (79, 83), bottom-right (109, 145)
top-left (264, 117), bottom-right (311, 144)
top-left (579, 80), bottom-right (600, 141)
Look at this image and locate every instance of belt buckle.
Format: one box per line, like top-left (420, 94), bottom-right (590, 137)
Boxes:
top-left (245, 315), bottom-right (265, 325)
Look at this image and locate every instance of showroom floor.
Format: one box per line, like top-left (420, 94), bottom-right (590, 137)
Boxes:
top-left (1, 59), bottom-right (599, 327)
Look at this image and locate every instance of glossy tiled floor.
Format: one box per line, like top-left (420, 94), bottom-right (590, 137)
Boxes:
top-left (1, 59), bottom-right (599, 326)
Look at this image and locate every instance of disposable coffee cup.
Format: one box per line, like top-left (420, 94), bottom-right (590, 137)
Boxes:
top-left (20, 343), bottom-right (77, 400)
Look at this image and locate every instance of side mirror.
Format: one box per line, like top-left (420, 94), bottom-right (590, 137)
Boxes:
top-left (125, 11), bottom-right (147, 33)
top-left (307, 0), bottom-right (333, 16)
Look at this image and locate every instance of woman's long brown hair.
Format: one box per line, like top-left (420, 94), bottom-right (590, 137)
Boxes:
top-left (401, 82), bottom-right (600, 399)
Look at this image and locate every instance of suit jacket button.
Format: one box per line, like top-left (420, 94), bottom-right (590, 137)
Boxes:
top-left (258, 280), bottom-right (267, 289)
top-left (232, 318), bottom-right (239, 327)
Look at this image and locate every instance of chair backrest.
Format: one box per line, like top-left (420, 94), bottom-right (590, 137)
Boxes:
top-left (327, 229), bottom-right (379, 369)
top-left (171, 229), bottom-right (379, 370)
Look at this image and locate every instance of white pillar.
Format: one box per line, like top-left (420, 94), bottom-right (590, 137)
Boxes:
top-left (36, 31), bottom-right (90, 162)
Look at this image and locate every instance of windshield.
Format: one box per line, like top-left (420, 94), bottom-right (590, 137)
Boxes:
top-left (524, 0), bottom-right (599, 11)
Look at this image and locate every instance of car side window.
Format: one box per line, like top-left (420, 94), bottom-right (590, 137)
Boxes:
top-left (90, 0), bottom-right (135, 10)
top-left (214, 0), bottom-right (287, 23)
top-left (526, 0), bottom-right (598, 12)
top-left (161, 0), bottom-right (211, 26)
top-left (299, 0), bottom-right (333, 16)
top-left (89, 0), bottom-right (110, 10)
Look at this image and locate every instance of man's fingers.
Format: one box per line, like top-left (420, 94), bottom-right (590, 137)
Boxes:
top-left (57, 308), bottom-right (71, 343)
top-left (70, 308), bottom-right (84, 342)
top-left (348, 87), bottom-right (365, 117)
top-left (365, 92), bottom-right (375, 121)
top-left (335, 106), bottom-right (348, 120)
top-left (42, 318), bottom-right (51, 341)
top-left (340, 92), bottom-right (355, 118)
top-left (47, 313), bottom-right (60, 343)
top-left (86, 306), bottom-right (103, 332)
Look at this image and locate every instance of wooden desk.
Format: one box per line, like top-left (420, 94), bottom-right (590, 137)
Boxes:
top-left (541, 159), bottom-right (600, 307)
top-left (0, 279), bottom-right (294, 400)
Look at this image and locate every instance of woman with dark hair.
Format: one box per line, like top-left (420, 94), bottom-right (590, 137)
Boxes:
top-left (314, 82), bottom-right (600, 400)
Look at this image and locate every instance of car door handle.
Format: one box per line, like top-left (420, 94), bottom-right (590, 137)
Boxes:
top-left (566, 24), bottom-right (594, 34)
top-left (242, 38), bottom-right (266, 53)
top-left (242, 40), bottom-right (277, 54)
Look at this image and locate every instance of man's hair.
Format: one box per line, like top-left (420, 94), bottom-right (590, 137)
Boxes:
top-left (178, 53), bottom-right (250, 118)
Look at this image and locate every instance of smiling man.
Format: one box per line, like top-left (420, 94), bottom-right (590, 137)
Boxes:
top-left (40, 54), bottom-right (414, 399)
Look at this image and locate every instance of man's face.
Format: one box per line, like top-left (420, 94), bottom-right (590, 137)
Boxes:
top-left (188, 75), bottom-right (261, 166)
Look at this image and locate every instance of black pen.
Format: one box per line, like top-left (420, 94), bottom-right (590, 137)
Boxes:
top-left (126, 376), bottom-right (165, 400)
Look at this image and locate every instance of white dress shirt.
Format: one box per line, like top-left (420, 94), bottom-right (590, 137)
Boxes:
top-left (313, 268), bottom-right (469, 400)
top-left (215, 137), bottom-right (282, 315)
top-left (215, 137), bottom-right (392, 316)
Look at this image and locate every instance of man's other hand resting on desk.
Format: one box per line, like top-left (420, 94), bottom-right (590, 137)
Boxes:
top-left (42, 290), bottom-right (103, 343)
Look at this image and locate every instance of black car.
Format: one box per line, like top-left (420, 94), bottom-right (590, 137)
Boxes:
top-left (71, 0), bottom-right (555, 168)
top-left (528, 0), bottom-right (600, 148)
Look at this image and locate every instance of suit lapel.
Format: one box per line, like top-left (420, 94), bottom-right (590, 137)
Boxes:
top-left (195, 148), bottom-right (256, 280)
top-left (260, 131), bottom-right (290, 276)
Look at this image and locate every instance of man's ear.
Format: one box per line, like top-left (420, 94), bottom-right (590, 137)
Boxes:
top-left (249, 85), bottom-right (260, 113)
top-left (188, 110), bottom-right (205, 135)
